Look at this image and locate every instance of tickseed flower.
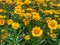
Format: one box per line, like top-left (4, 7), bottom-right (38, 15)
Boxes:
top-left (0, 19), bottom-right (5, 25)
top-left (32, 12), bottom-right (40, 21)
top-left (23, 19), bottom-right (28, 26)
top-left (7, 19), bottom-right (13, 25)
top-left (0, 9), bottom-right (6, 13)
top-left (15, 6), bottom-right (21, 10)
top-left (46, 17), bottom-right (52, 23)
top-left (54, 15), bottom-right (59, 18)
top-left (50, 33), bottom-right (56, 38)
top-left (24, 0), bottom-right (31, 5)
top-left (57, 4), bottom-right (60, 7)
top-left (36, 0), bottom-right (44, 4)
top-left (0, 39), bottom-right (3, 43)
top-left (50, 29), bottom-right (53, 33)
top-left (31, 26), bottom-right (43, 37)
top-left (16, 2), bottom-right (24, 6)
top-left (0, 15), bottom-right (6, 19)
top-left (14, 9), bottom-right (22, 14)
top-left (25, 35), bottom-right (30, 41)
top-left (1, 29), bottom-right (5, 32)
top-left (43, 10), bottom-right (54, 15)
top-left (12, 22), bottom-right (20, 29)
top-left (14, 0), bottom-right (21, 2)
top-left (26, 8), bottom-right (33, 11)
top-left (24, 13), bottom-right (31, 18)
top-left (47, 20), bottom-right (57, 30)
top-left (57, 24), bottom-right (60, 29)
top-left (1, 33), bottom-right (9, 38)
top-left (58, 18), bottom-right (60, 20)
top-left (5, 0), bottom-right (13, 4)
top-left (14, 9), bottom-right (25, 14)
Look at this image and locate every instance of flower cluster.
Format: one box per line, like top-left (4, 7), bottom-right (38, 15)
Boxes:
top-left (0, 0), bottom-right (60, 45)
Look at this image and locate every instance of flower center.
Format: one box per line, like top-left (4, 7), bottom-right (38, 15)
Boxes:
top-left (34, 29), bottom-right (40, 34)
top-left (50, 23), bottom-right (56, 27)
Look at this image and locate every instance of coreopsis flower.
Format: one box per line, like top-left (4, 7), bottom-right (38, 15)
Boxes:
top-left (19, 12), bottom-right (25, 17)
top-left (24, 0), bottom-right (31, 5)
top-left (14, 0), bottom-right (21, 3)
top-left (1, 29), bottom-right (5, 32)
top-left (14, 9), bottom-right (25, 15)
top-left (23, 19), bottom-right (28, 26)
top-left (26, 8), bottom-right (33, 12)
top-left (50, 29), bottom-right (53, 33)
top-left (0, 39), bottom-right (3, 43)
top-left (57, 4), bottom-right (60, 7)
top-left (36, 0), bottom-right (44, 4)
top-left (58, 18), bottom-right (60, 20)
top-left (1, 33), bottom-right (9, 38)
top-left (46, 0), bottom-right (50, 2)
top-left (31, 26), bottom-right (43, 37)
top-left (0, 19), bottom-right (5, 25)
top-left (5, 0), bottom-right (13, 4)
top-left (7, 19), bottom-right (13, 25)
top-left (25, 35), bottom-right (30, 41)
top-left (16, 2), bottom-right (24, 6)
top-left (43, 10), bottom-right (54, 15)
top-left (12, 22), bottom-right (20, 29)
top-left (46, 17), bottom-right (52, 23)
top-left (15, 6), bottom-right (21, 10)
top-left (0, 0), bottom-right (5, 2)
top-left (0, 9), bottom-right (6, 13)
top-left (50, 33), bottom-right (56, 38)
top-left (24, 13), bottom-right (31, 18)
top-left (32, 12), bottom-right (40, 21)
top-left (14, 9), bottom-right (22, 14)
top-left (47, 20), bottom-right (57, 30)
top-left (57, 24), bottom-right (60, 29)
top-left (0, 15), bottom-right (6, 19)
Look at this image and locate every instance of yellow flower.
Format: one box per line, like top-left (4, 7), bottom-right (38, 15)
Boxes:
top-left (57, 24), bottom-right (60, 29)
top-left (14, 9), bottom-right (21, 14)
top-left (50, 33), bottom-right (56, 38)
top-left (25, 35), bottom-right (30, 41)
top-left (36, 0), bottom-right (44, 4)
top-left (1, 29), bottom-right (5, 32)
top-left (0, 0), bottom-right (5, 2)
top-left (15, 6), bottom-right (21, 10)
top-left (16, 2), bottom-right (24, 6)
top-left (2, 33), bottom-right (9, 38)
top-left (31, 26), bottom-right (43, 37)
top-left (7, 19), bottom-right (13, 25)
top-left (46, 17), bottom-right (51, 23)
top-left (44, 10), bottom-right (54, 15)
top-left (32, 12), bottom-right (40, 20)
top-left (5, 0), bottom-right (13, 4)
top-left (0, 9), bottom-right (6, 13)
top-left (12, 22), bottom-right (20, 29)
top-left (0, 15), bottom-right (6, 19)
top-left (54, 15), bottom-right (59, 18)
top-left (0, 39), bottom-right (3, 43)
top-left (14, 9), bottom-right (25, 14)
top-left (50, 29), bottom-right (53, 33)
top-left (14, 0), bottom-right (21, 2)
top-left (24, 0), bottom-right (31, 5)
top-left (26, 8), bottom-right (33, 11)
top-left (23, 19), bottom-right (28, 26)
top-left (0, 19), bottom-right (5, 25)
top-left (57, 4), bottom-right (60, 7)
top-left (46, 0), bottom-right (50, 2)
top-left (58, 18), bottom-right (60, 20)
top-left (24, 13), bottom-right (31, 18)
top-left (48, 20), bottom-right (57, 30)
